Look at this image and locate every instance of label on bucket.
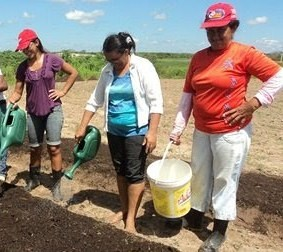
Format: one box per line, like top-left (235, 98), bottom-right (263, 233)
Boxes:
top-left (150, 181), bottom-right (191, 218)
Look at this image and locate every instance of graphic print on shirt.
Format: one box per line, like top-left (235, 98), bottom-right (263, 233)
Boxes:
top-left (223, 58), bottom-right (238, 112)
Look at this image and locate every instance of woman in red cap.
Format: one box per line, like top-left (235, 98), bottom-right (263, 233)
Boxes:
top-left (170, 2), bottom-right (283, 251)
top-left (9, 29), bottom-right (78, 201)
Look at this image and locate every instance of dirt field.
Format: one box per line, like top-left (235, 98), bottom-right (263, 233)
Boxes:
top-left (1, 79), bottom-right (283, 251)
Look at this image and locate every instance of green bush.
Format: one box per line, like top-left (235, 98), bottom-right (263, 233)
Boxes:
top-left (0, 51), bottom-right (192, 84)
top-left (2, 50), bottom-right (282, 84)
top-left (154, 57), bottom-right (190, 79)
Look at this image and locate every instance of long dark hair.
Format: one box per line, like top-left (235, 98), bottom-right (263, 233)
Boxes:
top-left (33, 38), bottom-right (47, 53)
top-left (102, 32), bottom-right (136, 54)
top-left (229, 20), bottom-right (240, 30)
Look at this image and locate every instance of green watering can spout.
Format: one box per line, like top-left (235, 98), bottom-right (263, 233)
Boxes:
top-left (0, 104), bottom-right (26, 158)
top-left (64, 159), bottom-right (82, 180)
top-left (64, 125), bottom-right (101, 180)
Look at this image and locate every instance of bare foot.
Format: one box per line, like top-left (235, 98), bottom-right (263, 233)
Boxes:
top-left (125, 225), bottom-right (137, 234)
top-left (107, 211), bottom-right (127, 224)
top-left (125, 218), bottom-right (137, 234)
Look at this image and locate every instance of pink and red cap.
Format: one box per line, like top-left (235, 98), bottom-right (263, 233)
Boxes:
top-left (201, 3), bottom-right (237, 28)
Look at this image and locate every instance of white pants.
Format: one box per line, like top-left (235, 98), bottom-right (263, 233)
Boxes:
top-left (190, 123), bottom-right (252, 220)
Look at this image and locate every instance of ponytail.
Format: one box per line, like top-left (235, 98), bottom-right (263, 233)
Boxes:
top-left (103, 32), bottom-right (136, 54)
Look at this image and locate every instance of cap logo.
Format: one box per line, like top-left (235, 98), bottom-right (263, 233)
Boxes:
top-left (207, 9), bottom-right (225, 20)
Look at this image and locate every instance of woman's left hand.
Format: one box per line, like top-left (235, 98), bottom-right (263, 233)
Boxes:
top-left (223, 98), bottom-right (261, 128)
top-left (49, 89), bottom-right (66, 101)
top-left (143, 132), bottom-right (157, 154)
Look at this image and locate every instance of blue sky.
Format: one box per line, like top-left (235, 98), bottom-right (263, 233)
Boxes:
top-left (1, 0), bottom-right (283, 53)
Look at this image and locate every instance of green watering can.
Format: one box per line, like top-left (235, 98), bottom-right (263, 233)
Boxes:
top-left (64, 125), bottom-right (101, 180)
top-left (0, 104), bottom-right (27, 158)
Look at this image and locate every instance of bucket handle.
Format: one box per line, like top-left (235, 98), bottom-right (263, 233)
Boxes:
top-left (159, 140), bottom-right (173, 169)
top-left (2, 103), bottom-right (13, 137)
top-left (152, 141), bottom-right (173, 185)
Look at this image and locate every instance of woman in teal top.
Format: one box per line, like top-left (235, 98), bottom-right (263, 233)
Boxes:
top-left (108, 71), bottom-right (148, 136)
top-left (76, 32), bottom-right (163, 233)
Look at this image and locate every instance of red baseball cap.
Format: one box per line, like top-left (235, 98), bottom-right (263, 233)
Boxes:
top-left (15, 29), bottom-right (38, 51)
top-left (201, 3), bottom-right (237, 28)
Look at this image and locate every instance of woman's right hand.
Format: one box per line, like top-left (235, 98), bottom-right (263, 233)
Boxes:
top-left (75, 125), bottom-right (87, 143)
top-left (75, 110), bottom-right (95, 143)
top-left (7, 100), bottom-right (19, 109)
top-left (169, 128), bottom-right (181, 145)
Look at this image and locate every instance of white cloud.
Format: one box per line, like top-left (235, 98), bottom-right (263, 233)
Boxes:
top-left (65, 9), bottom-right (104, 24)
top-left (23, 12), bottom-right (33, 18)
top-left (256, 38), bottom-right (280, 47)
top-left (255, 38), bottom-right (283, 52)
top-left (153, 12), bottom-right (167, 20)
top-left (157, 27), bottom-right (163, 32)
top-left (248, 16), bottom-right (268, 25)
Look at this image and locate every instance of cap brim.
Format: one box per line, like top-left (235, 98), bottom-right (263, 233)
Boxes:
top-left (15, 41), bottom-right (30, 52)
top-left (200, 20), bottom-right (231, 29)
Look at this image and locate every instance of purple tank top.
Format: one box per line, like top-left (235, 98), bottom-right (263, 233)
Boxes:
top-left (16, 53), bottom-right (64, 116)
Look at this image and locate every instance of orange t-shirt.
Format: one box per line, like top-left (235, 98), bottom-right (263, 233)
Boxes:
top-left (183, 41), bottom-right (280, 133)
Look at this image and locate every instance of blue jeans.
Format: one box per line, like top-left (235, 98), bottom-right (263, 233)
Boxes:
top-left (27, 105), bottom-right (64, 147)
top-left (0, 100), bottom-right (7, 176)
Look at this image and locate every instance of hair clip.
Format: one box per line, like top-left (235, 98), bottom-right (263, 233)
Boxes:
top-left (126, 36), bottom-right (132, 44)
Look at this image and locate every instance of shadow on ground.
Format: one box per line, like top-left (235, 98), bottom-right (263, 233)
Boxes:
top-left (6, 136), bottom-right (283, 248)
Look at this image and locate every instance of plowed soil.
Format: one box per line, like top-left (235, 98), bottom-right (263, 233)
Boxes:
top-left (1, 79), bottom-right (282, 251)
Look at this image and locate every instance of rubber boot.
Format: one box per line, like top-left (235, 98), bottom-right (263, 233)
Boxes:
top-left (0, 174), bottom-right (6, 195)
top-left (25, 166), bottom-right (41, 192)
top-left (198, 219), bottom-right (228, 252)
top-left (185, 208), bottom-right (204, 232)
top-left (51, 170), bottom-right (63, 202)
top-left (165, 218), bottom-right (183, 230)
top-left (213, 219), bottom-right (229, 235)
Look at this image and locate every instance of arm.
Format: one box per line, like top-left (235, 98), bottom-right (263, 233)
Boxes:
top-left (0, 69), bottom-right (8, 92)
top-left (49, 61), bottom-right (78, 101)
top-left (75, 69), bottom-right (109, 142)
top-left (254, 68), bottom-right (283, 106)
top-left (141, 59), bottom-right (163, 115)
top-left (8, 80), bottom-right (25, 104)
top-left (75, 110), bottom-right (95, 143)
top-left (223, 68), bottom-right (283, 127)
top-left (143, 113), bottom-right (161, 154)
top-left (141, 60), bottom-right (163, 153)
top-left (170, 92), bottom-right (193, 145)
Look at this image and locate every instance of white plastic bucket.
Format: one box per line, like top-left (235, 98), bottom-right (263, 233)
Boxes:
top-left (147, 158), bottom-right (192, 218)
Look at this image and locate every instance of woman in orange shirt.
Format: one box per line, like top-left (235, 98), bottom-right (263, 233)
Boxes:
top-left (170, 2), bottom-right (283, 251)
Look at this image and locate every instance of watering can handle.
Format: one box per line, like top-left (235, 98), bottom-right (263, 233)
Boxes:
top-left (2, 103), bottom-right (13, 137)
